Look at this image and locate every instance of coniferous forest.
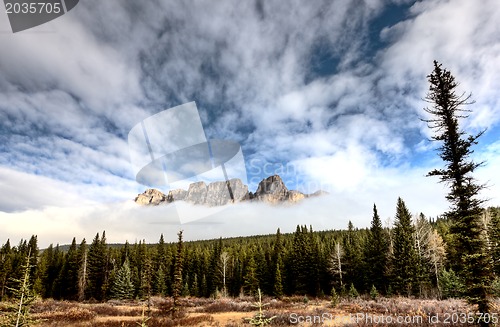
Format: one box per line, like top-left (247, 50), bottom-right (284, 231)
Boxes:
top-left (1, 204), bottom-right (500, 303)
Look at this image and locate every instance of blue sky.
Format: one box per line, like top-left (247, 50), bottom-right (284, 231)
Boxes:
top-left (1, 0), bottom-right (500, 245)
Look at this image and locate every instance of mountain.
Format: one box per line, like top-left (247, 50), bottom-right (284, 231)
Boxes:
top-left (134, 175), bottom-right (325, 206)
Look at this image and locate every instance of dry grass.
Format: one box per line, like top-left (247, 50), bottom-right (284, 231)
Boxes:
top-left (1, 296), bottom-right (496, 326)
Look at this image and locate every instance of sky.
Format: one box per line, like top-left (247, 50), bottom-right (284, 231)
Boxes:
top-left (1, 0), bottom-right (500, 247)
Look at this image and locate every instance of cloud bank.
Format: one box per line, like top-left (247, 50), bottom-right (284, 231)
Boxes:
top-left (1, 0), bottom-right (500, 245)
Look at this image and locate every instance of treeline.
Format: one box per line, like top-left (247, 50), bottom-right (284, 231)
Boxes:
top-left (1, 200), bottom-right (499, 302)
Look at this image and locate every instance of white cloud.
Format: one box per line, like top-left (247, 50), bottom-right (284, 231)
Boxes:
top-left (1, 0), bottom-right (500, 246)
top-left (0, 188), bottom-right (446, 248)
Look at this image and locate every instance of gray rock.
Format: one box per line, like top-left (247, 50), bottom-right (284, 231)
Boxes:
top-left (253, 175), bottom-right (289, 203)
top-left (167, 189), bottom-right (187, 202)
top-left (134, 189), bottom-right (166, 205)
top-left (134, 175), bottom-right (325, 206)
top-left (186, 181), bottom-right (208, 205)
top-left (205, 179), bottom-right (249, 206)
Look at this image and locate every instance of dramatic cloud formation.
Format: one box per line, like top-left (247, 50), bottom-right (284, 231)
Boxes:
top-left (1, 0), bottom-right (499, 246)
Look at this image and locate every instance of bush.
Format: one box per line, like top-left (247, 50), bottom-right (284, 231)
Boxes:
top-left (331, 287), bottom-right (339, 308)
top-left (348, 284), bottom-right (359, 299)
top-left (369, 285), bottom-right (379, 300)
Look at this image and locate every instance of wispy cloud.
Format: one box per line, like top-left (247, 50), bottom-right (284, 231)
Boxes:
top-left (1, 0), bottom-right (500, 244)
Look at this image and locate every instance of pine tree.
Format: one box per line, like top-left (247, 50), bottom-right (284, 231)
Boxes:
top-left (86, 232), bottom-right (108, 301)
top-left (487, 208), bottom-right (500, 276)
top-left (207, 238), bottom-right (222, 296)
top-left (2, 249), bottom-right (36, 327)
top-left (111, 257), bottom-right (135, 300)
top-left (289, 225), bottom-right (318, 295)
top-left (392, 198), bottom-right (419, 296)
top-left (0, 240), bottom-right (12, 301)
top-left (77, 238), bottom-right (87, 301)
top-left (191, 273), bottom-right (199, 297)
top-left (423, 61), bottom-right (492, 318)
top-left (343, 221), bottom-right (363, 291)
top-left (365, 204), bottom-right (389, 293)
top-left (34, 243), bottom-right (59, 298)
top-left (243, 253), bottom-right (259, 295)
top-left (172, 230), bottom-right (184, 309)
top-left (50, 245), bottom-right (64, 299)
top-left (154, 234), bottom-right (170, 293)
top-left (59, 238), bottom-right (79, 300)
top-left (273, 256), bottom-right (284, 298)
top-left (26, 236), bottom-right (38, 288)
top-left (348, 283), bottom-right (359, 299)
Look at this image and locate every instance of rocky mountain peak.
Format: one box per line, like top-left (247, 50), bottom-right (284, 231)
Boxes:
top-left (134, 175), bottom-right (325, 207)
top-left (134, 188), bottom-right (166, 205)
top-left (251, 175), bottom-right (289, 203)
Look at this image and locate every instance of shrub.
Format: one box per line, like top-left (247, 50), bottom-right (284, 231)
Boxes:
top-left (369, 285), bottom-right (379, 300)
top-left (348, 284), bottom-right (359, 299)
top-left (331, 287), bottom-right (339, 308)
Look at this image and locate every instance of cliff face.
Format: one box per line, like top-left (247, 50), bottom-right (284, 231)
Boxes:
top-left (135, 189), bottom-right (167, 205)
top-left (134, 175), bottom-right (323, 206)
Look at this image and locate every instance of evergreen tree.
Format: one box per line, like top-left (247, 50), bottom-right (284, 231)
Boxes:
top-left (141, 253), bottom-right (153, 304)
top-left (487, 208), bottom-right (500, 276)
top-left (34, 243), bottom-right (61, 298)
top-left (207, 238), bottom-right (222, 296)
top-left (423, 61), bottom-right (492, 317)
top-left (243, 252), bottom-right (259, 295)
top-left (3, 249), bottom-right (36, 327)
top-left (191, 273), bottom-right (199, 297)
top-left (289, 225), bottom-right (319, 295)
top-left (365, 204), bottom-right (389, 293)
top-left (172, 230), bottom-right (184, 309)
top-left (26, 236), bottom-right (38, 287)
top-left (392, 198), bottom-right (419, 295)
top-left (111, 257), bottom-right (135, 300)
top-left (50, 245), bottom-right (64, 299)
top-left (272, 255), bottom-right (284, 298)
top-left (77, 238), bottom-right (87, 301)
top-left (0, 239), bottom-right (12, 301)
top-left (59, 238), bottom-right (79, 300)
top-left (153, 264), bottom-right (167, 296)
top-left (86, 232), bottom-right (107, 301)
top-left (348, 283), bottom-right (359, 299)
top-left (343, 221), bottom-right (363, 291)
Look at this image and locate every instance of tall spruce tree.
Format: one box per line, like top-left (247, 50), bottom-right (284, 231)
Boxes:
top-left (343, 221), bottom-right (363, 290)
top-left (423, 61), bottom-right (492, 319)
top-left (86, 232), bottom-right (107, 301)
top-left (3, 249), bottom-right (36, 327)
top-left (172, 230), bottom-right (184, 309)
top-left (111, 257), bottom-right (135, 300)
top-left (0, 239), bottom-right (12, 301)
top-left (77, 238), bottom-right (87, 301)
top-left (392, 198), bottom-right (419, 296)
top-left (273, 255), bottom-right (284, 298)
top-left (59, 238), bottom-right (79, 300)
top-left (243, 250), bottom-right (259, 295)
top-left (488, 208), bottom-right (500, 276)
top-left (365, 204), bottom-right (389, 293)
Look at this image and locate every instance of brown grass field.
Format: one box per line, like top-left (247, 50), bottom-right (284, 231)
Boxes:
top-left (1, 296), bottom-right (499, 326)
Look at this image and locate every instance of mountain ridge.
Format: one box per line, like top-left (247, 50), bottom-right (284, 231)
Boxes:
top-left (135, 175), bottom-right (325, 206)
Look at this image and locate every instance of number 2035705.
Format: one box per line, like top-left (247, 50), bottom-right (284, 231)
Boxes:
top-left (5, 2), bottom-right (62, 14)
